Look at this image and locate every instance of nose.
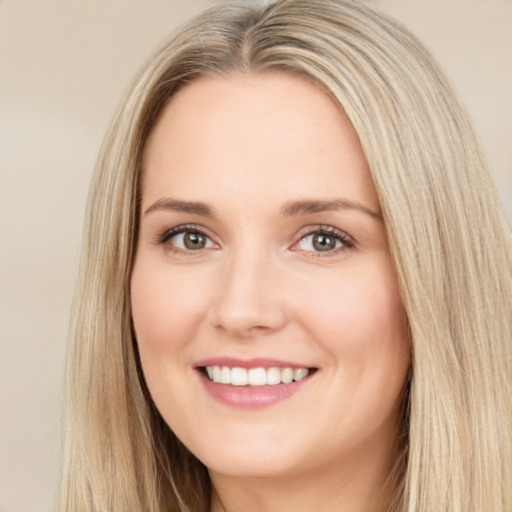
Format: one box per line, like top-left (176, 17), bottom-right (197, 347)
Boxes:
top-left (208, 249), bottom-right (288, 339)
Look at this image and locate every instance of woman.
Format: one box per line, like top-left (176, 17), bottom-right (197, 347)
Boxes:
top-left (59, 1), bottom-right (512, 511)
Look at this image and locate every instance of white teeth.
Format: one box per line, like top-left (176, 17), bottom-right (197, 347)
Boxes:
top-left (205, 365), bottom-right (311, 386)
top-left (230, 367), bottom-right (248, 386)
top-left (248, 367), bottom-right (267, 386)
top-left (294, 368), bottom-right (309, 381)
top-left (281, 367), bottom-right (294, 384)
top-left (220, 366), bottom-right (231, 384)
top-left (266, 367), bottom-right (281, 385)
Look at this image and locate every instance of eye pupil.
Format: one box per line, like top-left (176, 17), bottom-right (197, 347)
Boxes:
top-left (184, 232), bottom-right (206, 250)
top-left (313, 233), bottom-right (337, 251)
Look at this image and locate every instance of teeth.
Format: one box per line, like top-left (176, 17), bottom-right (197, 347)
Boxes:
top-left (294, 368), bottom-right (309, 381)
top-left (204, 366), bottom-right (311, 386)
top-left (231, 367), bottom-right (248, 386)
top-left (267, 367), bottom-right (281, 385)
top-left (220, 366), bottom-right (231, 384)
top-left (248, 367), bottom-right (267, 386)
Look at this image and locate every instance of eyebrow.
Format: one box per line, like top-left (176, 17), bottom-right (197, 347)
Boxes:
top-left (281, 199), bottom-right (382, 220)
top-left (143, 197), bottom-right (382, 220)
top-left (144, 198), bottom-right (213, 217)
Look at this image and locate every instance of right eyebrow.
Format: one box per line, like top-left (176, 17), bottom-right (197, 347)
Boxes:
top-left (143, 198), bottom-right (214, 217)
top-left (281, 198), bottom-right (382, 220)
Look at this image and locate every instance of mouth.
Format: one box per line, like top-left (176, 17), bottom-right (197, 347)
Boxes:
top-left (194, 358), bottom-right (318, 408)
top-left (199, 365), bottom-right (316, 387)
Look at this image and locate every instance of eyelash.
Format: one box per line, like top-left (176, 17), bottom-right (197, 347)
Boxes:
top-left (156, 223), bottom-right (355, 256)
top-left (157, 224), bottom-right (214, 254)
top-left (293, 225), bottom-right (355, 257)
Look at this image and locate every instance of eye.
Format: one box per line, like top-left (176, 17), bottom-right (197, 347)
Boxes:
top-left (159, 225), bottom-right (217, 252)
top-left (172, 231), bottom-right (213, 250)
top-left (292, 226), bottom-right (354, 255)
top-left (300, 232), bottom-right (340, 252)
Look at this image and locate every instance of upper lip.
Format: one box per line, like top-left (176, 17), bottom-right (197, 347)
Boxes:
top-left (193, 357), bottom-right (316, 370)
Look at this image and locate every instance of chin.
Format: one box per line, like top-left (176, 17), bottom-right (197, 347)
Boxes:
top-left (186, 431), bottom-right (308, 479)
top-left (204, 454), bottom-right (303, 480)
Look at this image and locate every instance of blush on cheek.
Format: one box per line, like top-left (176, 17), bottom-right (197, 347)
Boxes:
top-left (305, 272), bottom-right (407, 360)
top-left (131, 267), bottom-right (211, 355)
top-left (131, 282), bottom-right (165, 347)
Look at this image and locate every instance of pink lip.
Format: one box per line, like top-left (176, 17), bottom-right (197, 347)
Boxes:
top-left (194, 357), bottom-right (310, 370)
top-left (194, 358), bottom-right (317, 410)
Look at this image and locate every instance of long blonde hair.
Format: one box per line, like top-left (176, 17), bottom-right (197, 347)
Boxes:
top-left (60, 1), bottom-right (512, 510)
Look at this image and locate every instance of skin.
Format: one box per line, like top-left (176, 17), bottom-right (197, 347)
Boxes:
top-left (131, 72), bottom-right (411, 512)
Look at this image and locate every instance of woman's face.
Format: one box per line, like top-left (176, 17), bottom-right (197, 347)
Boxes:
top-left (131, 73), bottom-right (410, 481)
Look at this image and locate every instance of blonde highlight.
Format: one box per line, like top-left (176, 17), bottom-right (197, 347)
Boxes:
top-left (60, 1), bottom-right (512, 510)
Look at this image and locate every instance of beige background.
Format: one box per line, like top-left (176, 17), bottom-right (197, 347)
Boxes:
top-left (0, 1), bottom-right (510, 511)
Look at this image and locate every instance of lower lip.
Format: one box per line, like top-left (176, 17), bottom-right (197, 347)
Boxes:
top-left (198, 372), bottom-right (312, 409)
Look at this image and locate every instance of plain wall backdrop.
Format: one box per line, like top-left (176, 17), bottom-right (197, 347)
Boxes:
top-left (0, 1), bottom-right (510, 511)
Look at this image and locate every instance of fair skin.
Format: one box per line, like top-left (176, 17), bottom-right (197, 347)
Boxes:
top-left (131, 72), bottom-right (411, 512)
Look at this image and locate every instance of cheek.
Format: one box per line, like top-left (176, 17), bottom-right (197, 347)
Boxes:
top-left (131, 262), bottom-right (208, 352)
top-left (130, 261), bottom-right (212, 421)
top-left (130, 261), bottom-right (216, 409)
top-left (294, 261), bottom-right (410, 403)
top-left (306, 266), bottom-right (410, 425)
top-left (297, 264), bottom-right (407, 347)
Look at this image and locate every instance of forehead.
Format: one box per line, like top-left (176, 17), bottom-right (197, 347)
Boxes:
top-left (141, 72), bottom-right (379, 211)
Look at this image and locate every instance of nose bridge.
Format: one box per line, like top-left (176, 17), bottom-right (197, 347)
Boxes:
top-left (210, 239), bottom-right (286, 338)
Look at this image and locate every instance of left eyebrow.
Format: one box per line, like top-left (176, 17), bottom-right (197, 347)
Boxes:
top-left (144, 198), bottom-right (214, 217)
top-left (280, 199), bottom-right (382, 220)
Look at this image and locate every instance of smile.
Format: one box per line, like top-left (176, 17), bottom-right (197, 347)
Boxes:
top-left (203, 366), bottom-right (312, 386)
top-left (195, 359), bottom-right (318, 409)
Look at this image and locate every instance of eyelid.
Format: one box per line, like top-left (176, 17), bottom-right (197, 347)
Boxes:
top-left (156, 223), bottom-right (219, 250)
top-left (291, 224), bottom-right (355, 255)
top-left (154, 223), bottom-right (354, 256)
